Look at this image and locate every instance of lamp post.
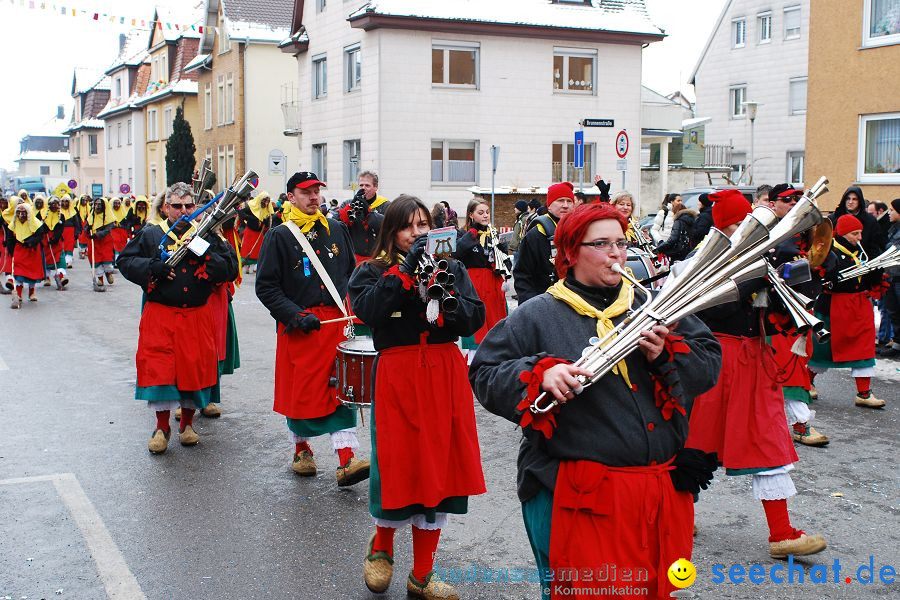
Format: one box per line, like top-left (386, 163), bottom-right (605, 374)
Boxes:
top-left (743, 101), bottom-right (759, 184)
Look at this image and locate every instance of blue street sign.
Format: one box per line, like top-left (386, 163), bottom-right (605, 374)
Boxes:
top-left (574, 130), bottom-right (585, 169)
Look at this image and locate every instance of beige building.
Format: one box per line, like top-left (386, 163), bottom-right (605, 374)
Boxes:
top-left (806, 0), bottom-right (900, 209)
top-left (64, 69), bottom-right (110, 197)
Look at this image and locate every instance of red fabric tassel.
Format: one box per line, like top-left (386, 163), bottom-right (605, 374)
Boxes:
top-left (652, 377), bottom-right (687, 421)
top-left (384, 264), bottom-right (415, 290)
top-left (516, 357), bottom-right (572, 439)
top-left (662, 332), bottom-right (690, 362)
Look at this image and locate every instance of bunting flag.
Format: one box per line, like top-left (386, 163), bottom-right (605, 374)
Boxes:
top-left (5, 0), bottom-right (212, 34)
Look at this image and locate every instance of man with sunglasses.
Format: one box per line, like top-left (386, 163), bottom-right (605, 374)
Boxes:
top-left (118, 182), bottom-right (239, 455)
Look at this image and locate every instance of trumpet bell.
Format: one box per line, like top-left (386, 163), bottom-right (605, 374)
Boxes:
top-left (767, 198), bottom-right (823, 249)
top-left (441, 295), bottom-right (459, 313)
top-left (732, 259), bottom-right (769, 285)
top-left (730, 213), bottom-right (774, 255)
top-left (667, 279), bottom-right (740, 324)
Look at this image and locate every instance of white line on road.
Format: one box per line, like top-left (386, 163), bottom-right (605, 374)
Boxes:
top-left (0, 473), bottom-right (146, 600)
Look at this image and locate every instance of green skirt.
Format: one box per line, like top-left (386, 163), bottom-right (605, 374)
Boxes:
top-left (286, 406), bottom-right (356, 438)
top-left (137, 384), bottom-right (218, 409)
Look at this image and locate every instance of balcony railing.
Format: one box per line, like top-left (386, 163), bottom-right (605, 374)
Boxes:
top-left (281, 101), bottom-right (301, 136)
top-left (552, 161), bottom-right (594, 183)
top-left (704, 144), bottom-right (732, 168)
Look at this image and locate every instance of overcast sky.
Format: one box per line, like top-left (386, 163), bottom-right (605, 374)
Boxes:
top-left (0, 0), bottom-right (726, 171)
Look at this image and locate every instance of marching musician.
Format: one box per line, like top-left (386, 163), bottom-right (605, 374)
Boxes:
top-left (86, 197), bottom-right (117, 291)
top-left (685, 189), bottom-right (828, 559)
top-left (239, 190), bottom-right (274, 273)
top-left (337, 170), bottom-right (391, 264)
top-left (117, 182), bottom-right (238, 454)
top-left (809, 214), bottom-right (886, 409)
top-left (255, 171), bottom-right (370, 486)
top-left (76, 195), bottom-right (91, 259)
top-left (5, 202), bottom-right (46, 308)
top-left (349, 195), bottom-right (485, 600)
top-left (471, 203), bottom-right (721, 600)
top-left (41, 196), bottom-right (68, 290)
top-left (829, 187), bottom-right (886, 259)
top-left (59, 194), bottom-right (80, 269)
top-left (453, 199), bottom-right (509, 360)
top-left (110, 197), bottom-right (130, 259)
top-left (130, 196), bottom-right (150, 235)
top-left (513, 182), bottom-right (576, 304)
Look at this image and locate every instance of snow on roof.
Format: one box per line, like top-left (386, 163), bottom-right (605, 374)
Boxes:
top-left (183, 53), bottom-right (211, 73)
top-left (16, 151), bottom-right (71, 162)
top-left (642, 85), bottom-right (681, 105)
top-left (153, 5), bottom-right (203, 43)
top-left (134, 79), bottom-right (199, 106)
top-left (25, 118), bottom-right (70, 138)
top-left (223, 0), bottom-right (293, 33)
top-left (682, 117), bottom-right (711, 128)
top-left (65, 119), bottom-right (106, 132)
top-left (73, 68), bottom-right (111, 94)
top-left (106, 29), bottom-right (151, 74)
top-left (229, 20), bottom-right (291, 43)
top-left (349, 0), bottom-right (663, 36)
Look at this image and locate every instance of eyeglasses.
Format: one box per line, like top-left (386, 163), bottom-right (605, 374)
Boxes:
top-left (168, 203), bottom-right (196, 210)
top-left (580, 240), bottom-right (629, 252)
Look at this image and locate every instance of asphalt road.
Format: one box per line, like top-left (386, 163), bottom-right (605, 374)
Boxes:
top-left (0, 263), bottom-right (897, 600)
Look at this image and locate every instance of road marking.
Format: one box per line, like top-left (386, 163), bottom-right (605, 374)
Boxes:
top-left (0, 350), bottom-right (8, 371)
top-left (0, 473), bottom-right (146, 600)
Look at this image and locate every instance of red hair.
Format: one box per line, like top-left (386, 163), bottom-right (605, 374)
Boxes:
top-left (554, 203), bottom-right (627, 280)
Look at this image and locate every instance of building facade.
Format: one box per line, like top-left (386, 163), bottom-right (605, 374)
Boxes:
top-left (691, 0), bottom-right (809, 188)
top-left (806, 0), bottom-right (900, 209)
top-left (280, 0), bottom-right (663, 213)
top-left (64, 69), bottom-right (110, 197)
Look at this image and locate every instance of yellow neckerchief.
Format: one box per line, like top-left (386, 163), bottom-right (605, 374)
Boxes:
top-left (43, 207), bottom-right (62, 231)
top-left (88, 199), bottom-right (116, 231)
top-left (469, 223), bottom-right (491, 246)
top-left (369, 195), bottom-right (388, 211)
top-left (158, 221), bottom-right (196, 253)
top-left (248, 192), bottom-right (275, 222)
top-left (111, 203), bottom-right (129, 224)
top-left (625, 222), bottom-right (639, 242)
top-left (535, 214), bottom-right (558, 236)
top-left (10, 203), bottom-right (44, 243)
top-left (77, 199), bottom-right (91, 221)
top-left (60, 200), bottom-right (76, 221)
top-left (547, 277), bottom-right (635, 389)
top-left (285, 205), bottom-right (329, 234)
top-left (832, 239), bottom-right (862, 282)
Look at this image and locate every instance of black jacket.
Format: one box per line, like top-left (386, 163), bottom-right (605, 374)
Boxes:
top-left (829, 186), bottom-right (885, 259)
top-left (238, 206), bottom-right (273, 232)
top-left (5, 225), bottom-right (47, 254)
top-left (336, 197), bottom-right (389, 258)
top-left (513, 215), bottom-right (557, 304)
top-left (814, 236), bottom-right (881, 316)
top-left (454, 224), bottom-right (508, 270)
top-left (656, 209), bottom-right (698, 261)
top-left (692, 204), bottom-right (714, 246)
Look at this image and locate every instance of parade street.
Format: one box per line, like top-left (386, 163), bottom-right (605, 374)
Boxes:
top-left (1, 271), bottom-right (898, 600)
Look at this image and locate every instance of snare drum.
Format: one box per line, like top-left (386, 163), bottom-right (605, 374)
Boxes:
top-left (335, 337), bottom-right (378, 408)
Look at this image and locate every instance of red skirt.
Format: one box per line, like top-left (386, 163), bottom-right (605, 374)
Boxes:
top-left (241, 227), bottom-right (266, 260)
top-left (223, 227), bottom-right (240, 255)
top-left (685, 334), bottom-right (798, 470)
top-left (136, 302), bottom-right (218, 391)
top-left (11, 243), bottom-right (45, 281)
top-left (829, 292), bottom-right (876, 363)
top-left (43, 240), bottom-right (63, 266)
top-left (62, 226), bottom-right (76, 252)
top-left (374, 343), bottom-right (486, 510)
top-left (111, 227), bottom-right (129, 253)
top-left (207, 284), bottom-right (229, 362)
top-left (78, 224), bottom-right (90, 246)
top-left (468, 267), bottom-right (507, 344)
top-left (274, 305), bottom-right (346, 419)
top-left (769, 332), bottom-right (812, 389)
top-left (550, 460), bottom-right (693, 600)
top-left (1, 243), bottom-right (13, 273)
top-left (89, 235), bottom-right (115, 266)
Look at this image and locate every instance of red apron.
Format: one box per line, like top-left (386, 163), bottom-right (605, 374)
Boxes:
top-left (240, 227), bottom-right (265, 260)
top-left (685, 334), bottom-right (798, 470)
top-left (273, 305), bottom-right (346, 419)
top-left (136, 302), bottom-right (218, 391)
top-left (78, 221), bottom-right (90, 246)
top-left (467, 267), bottom-right (507, 344)
top-left (769, 331), bottom-right (812, 389)
top-left (89, 235), bottom-right (115, 266)
top-left (0, 231), bottom-right (12, 272)
top-left (374, 342), bottom-right (486, 510)
top-left (62, 226), bottom-right (76, 252)
top-left (550, 460), bottom-right (694, 600)
top-left (11, 243), bottom-right (45, 281)
top-left (829, 291), bottom-right (876, 362)
top-left (111, 227), bottom-right (129, 253)
top-left (207, 284), bottom-right (229, 362)
top-left (43, 238), bottom-right (63, 267)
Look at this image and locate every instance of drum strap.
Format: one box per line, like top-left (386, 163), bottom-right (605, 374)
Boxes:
top-left (284, 221), bottom-right (349, 319)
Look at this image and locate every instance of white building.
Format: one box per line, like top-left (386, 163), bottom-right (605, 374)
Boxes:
top-left (690, 0), bottom-right (809, 187)
top-left (98, 31), bottom-right (150, 197)
top-left (279, 0), bottom-right (664, 212)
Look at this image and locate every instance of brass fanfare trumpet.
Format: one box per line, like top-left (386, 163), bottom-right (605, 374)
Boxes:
top-left (416, 254), bottom-right (458, 313)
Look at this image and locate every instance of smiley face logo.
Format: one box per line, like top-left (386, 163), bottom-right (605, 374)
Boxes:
top-left (667, 558), bottom-right (696, 588)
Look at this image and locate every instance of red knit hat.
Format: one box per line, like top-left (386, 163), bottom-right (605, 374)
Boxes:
top-left (709, 189), bottom-right (751, 230)
top-left (554, 203), bottom-right (627, 279)
top-left (547, 182), bottom-right (575, 207)
top-left (835, 214), bottom-right (863, 237)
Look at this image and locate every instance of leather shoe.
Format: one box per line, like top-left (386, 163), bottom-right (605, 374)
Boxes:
top-left (148, 429), bottom-right (170, 454)
top-left (292, 450), bottom-right (317, 476)
top-left (364, 531), bottom-right (394, 593)
top-left (769, 533), bottom-right (827, 559)
top-left (336, 456), bottom-right (370, 487)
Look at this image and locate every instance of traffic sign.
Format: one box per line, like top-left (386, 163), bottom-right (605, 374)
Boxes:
top-left (574, 130), bottom-right (585, 169)
top-left (583, 118), bottom-right (614, 128)
top-left (67, 179), bottom-right (78, 190)
top-left (616, 159), bottom-right (628, 171)
top-left (119, 183), bottom-right (131, 194)
top-left (615, 130), bottom-right (629, 159)
top-left (268, 149), bottom-right (286, 175)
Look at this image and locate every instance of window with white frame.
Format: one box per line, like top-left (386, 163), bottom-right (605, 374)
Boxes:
top-left (88, 134), bottom-right (98, 156)
top-left (218, 14), bottom-right (230, 53)
top-left (115, 76), bottom-right (122, 100)
top-left (217, 75), bottom-right (225, 124)
top-left (117, 168), bottom-right (122, 189)
top-left (63, 163), bottom-right (67, 174)
top-left (108, 170), bottom-right (113, 189)
top-left (204, 83), bottom-right (212, 129)
top-left (784, 6), bottom-right (801, 39)
top-left (117, 122), bottom-right (122, 147)
top-left (864, 0), bottom-right (900, 47)
top-left (313, 55), bottom-right (327, 99)
top-left (787, 152), bottom-right (804, 185)
top-left (148, 109), bottom-right (158, 141)
top-left (552, 47), bottom-right (596, 93)
top-left (150, 57), bottom-right (157, 82)
top-left (217, 146), bottom-right (227, 190)
top-left (312, 144), bottom-right (327, 182)
top-left (150, 164), bottom-right (157, 195)
top-left (431, 140), bottom-right (478, 185)
top-left (730, 86), bottom-right (747, 118)
top-left (343, 139), bottom-right (361, 187)
top-left (732, 18), bottom-right (747, 48)
top-left (127, 118), bottom-right (132, 145)
top-left (159, 52), bottom-right (169, 83)
top-left (226, 145), bottom-right (235, 185)
top-left (789, 77), bottom-right (807, 115)
top-left (552, 142), bottom-right (595, 183)
top-left (316, 0), bottom-right (326, 12)
top-left (344, 45), bottom-right (361, 92)
top-left (128, 167), bottom-right (133, 188)
top-left (40, 165), bottom-right (50, 175)
top-left (225, 73), bottom-right (234, 123)
top-left (758, 12), bottom-right (772, 43)
top-left (163, 106), bottom-right (174, 138)
top-left (433, 42), bottom-right (479, 88)
top-left (858, 113), bottom-right (900, 182)
top-left (107, 126), bottom-right (112, 149)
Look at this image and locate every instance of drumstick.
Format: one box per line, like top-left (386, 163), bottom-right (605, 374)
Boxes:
top-left (320, 315), bottom-right (357, 325)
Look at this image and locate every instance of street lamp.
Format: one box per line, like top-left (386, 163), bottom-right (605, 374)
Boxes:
top-left (743, 101), bottom-right (759, 184)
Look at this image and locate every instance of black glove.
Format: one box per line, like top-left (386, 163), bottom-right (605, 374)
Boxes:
top-left (351, 188), bottom-right (368, 216)
top-left (289, 311), bottom-right (321, 334)
top-left (595, 178), bottom-right (612, 201)
top-left (149, 258), bottom-right (173, 280)
top-left (669, 448), bottom-right (718, 495)
top-left (399, 235), bottom-right (428, 275)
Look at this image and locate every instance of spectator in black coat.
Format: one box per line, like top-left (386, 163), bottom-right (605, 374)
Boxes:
top-left (691, 193), bottom-right (713, 246)
top-left (656, 207), bottom-right (699, 262)
top-left (830, 186), bottom-right (885, 259)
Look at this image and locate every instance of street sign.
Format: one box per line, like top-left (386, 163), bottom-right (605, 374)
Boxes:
top-left (91, 183), bottom-right (103, 197)
top-left (119, 183), bottom-right (131, 194)
top-left (616, 159), bottom-right (628, 171)
top-left (268, 149), bottom-right (286, 175)
top-left (615, 130), bottom-right (629, 159)
top-left (583, 118), bottom-right (614, 128)
top-left (490, 145), bottom-right (500, 172)
top-left (574, 130), bottom-right (585, 169)
top-left (67, 179), bottom-right (78, 190)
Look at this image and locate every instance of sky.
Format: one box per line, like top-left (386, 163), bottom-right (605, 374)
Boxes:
top-left (0, 0), bottom-right (727, 171)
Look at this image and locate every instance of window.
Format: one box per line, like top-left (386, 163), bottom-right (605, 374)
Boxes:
top-left (218, 14), bottom-right (230, 53)
top-left (788, 152), bottom-right (804, 185)
top-left (432, 140), bottom-right (478, 185)
top-left (313, 55), bottom-right (327, 99)
top-left (163, 106), bottom-right (174, 138)
top-left (127, 119), bottom-right (132, 145)
top-left (344, 45), bottom-right (361, 92)
top-left (117, 122), bottom-right (122, 147)
top-left (107, 126), bottom-right (112, 149)
top-left (432, 42), bottom-right (479, 88)
top-left (63, 163), bottom-right (67, 174)
top-left (864, 0), bottom-right (900, 47)
top-left (150, 57), bottom-right (157, 82)
top-left (204, 83), bottom-right (212, 129)
top-left (758, 12), bottom-right (772, 43)
top-left (343, 139), bottom-right (361, 187)
top-left (732, 18), bottom-right (747, 48)
top-left (160, 52), bottom-right (169, 83)
top-left (551, 142), bottom-right (595, 182)
top-left (217, 75), bottom-right (225, 125)
top-left (108, 170), bottom-right (113, 189)
top-left (226, 145), bottom-right (235, 186)
top-left (114, 77), bottom-right (122, 100)
top-left (147, 109), bottom-right (158, 141)
top-left (731, 152), bottom-right (747, 182)
top-left (128, 167), bottom-right (133, 188)
top-left (225, 73), bottom-right (234, 123)
top-left (784, 6), bottom-right (801, 40)
top-left (316, 0), bottom-right (326, 12)
top-left (218, 146), bottom-right (227, 190)
top-left (730, 86), bottom-right (747, 118)
top-left (858, 113), bottom-right (900, 183)
top-left (117, 169), bottom-right (122, 188)
top-left (312, 143), bottom-right (327, 182)
top-left (789, 77), bottom-right (807, 115)
top-left (150, 164), bottom-right (157, 195)
top-left (552, 47), bottom-right (596, 93)
top-left (40, 165), bottom-right (50, 175)
top-left (88, 134), bottom-right (98, 156)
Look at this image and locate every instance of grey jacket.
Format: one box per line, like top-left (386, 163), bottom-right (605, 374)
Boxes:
top-left (888, 222), bottom-right (900, 277)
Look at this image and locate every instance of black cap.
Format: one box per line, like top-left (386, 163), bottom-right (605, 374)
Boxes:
top-left (286, 171), bottom-right (326, 193)
top-left (771, 183), bottom-right (803, 200)
top-left (514, 200), bottom-right (528, 212)
top-left (528, 199), bottom-right (541, 210)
